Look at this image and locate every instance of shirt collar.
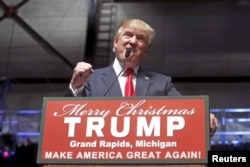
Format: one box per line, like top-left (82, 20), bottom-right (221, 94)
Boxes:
top-left (113, 58), bottom-right (139, 76)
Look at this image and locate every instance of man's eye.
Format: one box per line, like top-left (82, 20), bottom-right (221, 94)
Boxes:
top-left (124, 32), bottom-right (133, 37)
top-left (137, 37), bottom-right (144, 41)
top-left (124, 35), bottom-right (132, 38)
top-left (137, 36), bottom-right (146, 42)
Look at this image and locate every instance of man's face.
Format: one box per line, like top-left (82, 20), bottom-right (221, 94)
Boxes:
top-left (114, 26), bottom-right (150, 68)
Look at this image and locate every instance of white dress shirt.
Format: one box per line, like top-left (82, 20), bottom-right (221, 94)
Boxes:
top-left (113, 58), bottom-right (139, 96)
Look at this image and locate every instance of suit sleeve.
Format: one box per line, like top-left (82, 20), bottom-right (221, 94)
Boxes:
top-left (165, 80), bottom-right (182, 96)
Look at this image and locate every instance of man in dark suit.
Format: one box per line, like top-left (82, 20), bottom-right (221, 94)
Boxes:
top-left (68, 18), bottom-right (218, 136)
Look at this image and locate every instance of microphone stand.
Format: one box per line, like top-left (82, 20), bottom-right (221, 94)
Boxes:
top-left (103, 49), bottom-right (131, 96)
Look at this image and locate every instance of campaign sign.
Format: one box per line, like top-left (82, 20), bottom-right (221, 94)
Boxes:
top-left (37, 96), bottom-right (210, 164)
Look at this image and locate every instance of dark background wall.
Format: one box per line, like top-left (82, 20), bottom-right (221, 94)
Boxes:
top-left (1, 0), bottom-right (250, 166)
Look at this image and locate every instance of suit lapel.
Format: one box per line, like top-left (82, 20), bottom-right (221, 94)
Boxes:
top-left (101, 66), bottom-right (123, 96)
top-left (135, 68), bottom-right (151, 96)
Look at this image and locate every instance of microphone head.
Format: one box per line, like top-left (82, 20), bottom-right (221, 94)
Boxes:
top-left (125, 49), bottom-right (132, 58)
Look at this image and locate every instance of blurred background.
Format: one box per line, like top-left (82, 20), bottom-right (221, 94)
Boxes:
top-left (1, 0), bottom-right (250, 166)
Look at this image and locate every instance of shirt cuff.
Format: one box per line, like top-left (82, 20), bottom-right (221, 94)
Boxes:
top-left (69, 84), bottom-right (84, 97)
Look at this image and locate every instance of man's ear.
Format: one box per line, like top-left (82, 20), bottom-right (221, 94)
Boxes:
top-left (148, 43), bottom-right (151, 49)
top-left (113, 39), bottom-right (118, 49)
top-left (143, 47), bottom-right (150, 57)
top-left (144, 43), bottom-right (152, 56)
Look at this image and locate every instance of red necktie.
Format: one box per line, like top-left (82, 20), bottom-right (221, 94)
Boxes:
top-left (125, 68), bottom-right (135, 96)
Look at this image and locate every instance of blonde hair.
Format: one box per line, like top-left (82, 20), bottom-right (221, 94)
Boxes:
top-left (114, 19), bottom-right (155, 47)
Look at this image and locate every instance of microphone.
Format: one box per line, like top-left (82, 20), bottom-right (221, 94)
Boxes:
top-left (125, 48), bottom-right (132, 58)
top-left (103, 49), bottom-right (131, 96)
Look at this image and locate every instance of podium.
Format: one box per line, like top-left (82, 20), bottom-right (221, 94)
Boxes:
top-left (37, 96), bottom-right (209, 167)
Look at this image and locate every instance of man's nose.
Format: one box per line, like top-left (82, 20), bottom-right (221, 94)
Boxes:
top-left (129, 36), bottom-right (137, 44)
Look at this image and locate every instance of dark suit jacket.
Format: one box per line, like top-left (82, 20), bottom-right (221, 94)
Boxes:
top-left (68, 65), bottom-right (181, 97)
